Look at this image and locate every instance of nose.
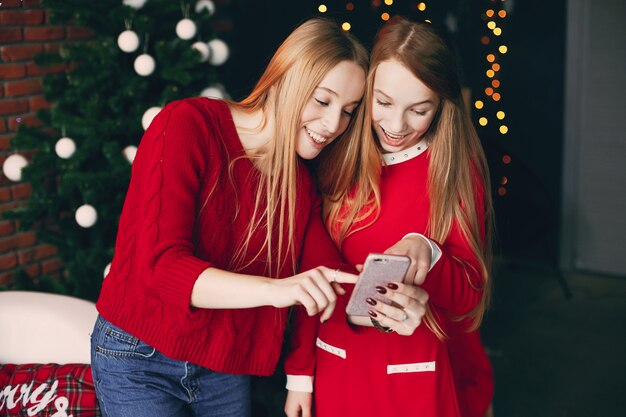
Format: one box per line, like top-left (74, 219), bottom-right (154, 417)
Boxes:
top-left (388, 109), bottom-right (405, 133)
top-left (321, 108), bottom-right (342, 135)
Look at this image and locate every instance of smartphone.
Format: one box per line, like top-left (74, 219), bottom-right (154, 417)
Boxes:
top-left (345, 253), bottom-right (411, 326)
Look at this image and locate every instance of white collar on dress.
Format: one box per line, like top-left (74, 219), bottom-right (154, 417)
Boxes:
top-left (382, 139), bottom-right (429, 166)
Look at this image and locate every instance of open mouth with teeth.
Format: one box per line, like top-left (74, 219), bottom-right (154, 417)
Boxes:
top-left (305, 127), bottom-right (329, 144)
top-left (381, 126), bottom-right (409, 143)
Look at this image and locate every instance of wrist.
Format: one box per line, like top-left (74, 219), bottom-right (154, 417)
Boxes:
top-left (402, 233), bottom-right (442, 271)
top-left (259, 277), bottom-right (277, 307)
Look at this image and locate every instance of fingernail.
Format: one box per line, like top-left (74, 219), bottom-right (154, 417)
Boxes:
top-left (366, 297), bottom-right (377, 306)
top-left (368, 310), bottom-right (378, 318)
top-left (387, 283), bottom-right (398, 290)
top-left (375, 286), bottom-right (387, 294)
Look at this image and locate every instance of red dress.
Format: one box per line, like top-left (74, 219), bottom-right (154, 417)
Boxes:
top-left (286, 144), bottom-right (491, 417)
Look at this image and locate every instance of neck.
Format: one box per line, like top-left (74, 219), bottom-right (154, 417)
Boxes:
top-left (229, 105), bottom-right (274, 172)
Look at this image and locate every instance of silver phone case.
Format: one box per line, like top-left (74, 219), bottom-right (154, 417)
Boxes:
top-left (345, 253), bottom-right (410, 324)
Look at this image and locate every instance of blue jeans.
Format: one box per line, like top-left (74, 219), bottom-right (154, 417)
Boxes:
top-left (91, 315), bottom-right (250, 417)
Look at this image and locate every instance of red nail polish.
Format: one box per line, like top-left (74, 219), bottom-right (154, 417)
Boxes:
top-left (368, 310), bottom-right (378, 318)
top-left (387, 283), bottom-right (399, 290)
top-left (375, 286), bottom-right (387, 294)
top-left (366, 297), bottom-right (377, 306)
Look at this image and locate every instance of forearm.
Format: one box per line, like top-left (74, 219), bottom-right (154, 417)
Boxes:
top-left (190, 267), bottom-right (273, 309)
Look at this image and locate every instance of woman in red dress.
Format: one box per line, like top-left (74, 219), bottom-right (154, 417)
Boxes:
top-left (285, 16), bottom-right (494, 417)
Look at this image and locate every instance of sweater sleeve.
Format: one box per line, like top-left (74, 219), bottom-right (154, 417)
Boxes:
top-left (284, 189), bottom-right (354, 382)
top-left (420, 176), bottom-right (486, 316)
top-left (132, 99), bottom-right (215, 313)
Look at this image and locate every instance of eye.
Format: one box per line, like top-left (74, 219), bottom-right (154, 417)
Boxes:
top-left (375, 99), bottom-right (390, 107)
top-left (412, 109), bottom-right (427, 116)
top-left (342, 109), bottom-right (354, 117)
top-left (315, 98), bottom-right (329, 106)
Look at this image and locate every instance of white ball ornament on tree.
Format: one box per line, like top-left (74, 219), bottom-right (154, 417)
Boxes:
top-left (55, 137), bottom-right (77, 159)
top-left (207, 38), bottom-right (229, 66)
top-left (123, 145), bottom-right (138, 164)
top-left (191, 41), bottom-right (210, 62)
top-left (142, 106), bottom-right (162, 130)
top-left (117, 30), bottom-right (140, 53)
top-left (195, 0), bottom-right (216, 16)
top-left (122, 0), bottom-right (147, 9)
top-left (75, 204), bottom-right (98, 228)
top-left (176, 18), bottom-right (197, 40)
top-left (103, 262), bottom-right (111, 279)
top-left (200, 86), bottom-right (225, 99)
top-left (2, 153), bottom-right (28, 182)
top-left (134, 53), bottom-right (156, 76)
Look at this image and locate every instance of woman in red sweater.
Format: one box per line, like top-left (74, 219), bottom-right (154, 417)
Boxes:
top-left (285, 16), bottom-right (494, 417)
top-left (90, 18), bottom-right (367, 417)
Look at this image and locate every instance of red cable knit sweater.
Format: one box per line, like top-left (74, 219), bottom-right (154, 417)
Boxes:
top-left (96, 97), bottom-right (341, 376)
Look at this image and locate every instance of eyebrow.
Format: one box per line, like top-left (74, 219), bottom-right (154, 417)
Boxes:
top-left (374, 89), bottom-right (434, 106)
top-left (317, 86), bottom-right (362, 105)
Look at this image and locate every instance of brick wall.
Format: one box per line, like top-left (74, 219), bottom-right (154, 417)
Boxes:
top-left (0, 0), bottom-right (92, 286)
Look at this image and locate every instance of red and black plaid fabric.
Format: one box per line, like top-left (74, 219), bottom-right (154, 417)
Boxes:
top-left (0, 363), bottom-right (101, 416)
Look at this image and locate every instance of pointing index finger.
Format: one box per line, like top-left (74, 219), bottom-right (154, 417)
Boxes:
top-left (332, 271), bottom-right (358, 284)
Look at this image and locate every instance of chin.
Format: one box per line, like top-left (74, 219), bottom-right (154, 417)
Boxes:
top-left (296, 148), bottom-right (320, 160)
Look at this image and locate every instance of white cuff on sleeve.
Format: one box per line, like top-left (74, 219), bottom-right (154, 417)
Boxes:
top-left (402, 233), bottom-right (442, 271)
top-left (286, 375), bottom-right (314, 393)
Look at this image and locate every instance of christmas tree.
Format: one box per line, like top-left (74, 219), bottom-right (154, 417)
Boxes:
top-left (2, 0), bottom-right (230, 301)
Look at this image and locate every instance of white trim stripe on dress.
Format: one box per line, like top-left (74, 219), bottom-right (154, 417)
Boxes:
top-left (316, 337), bottom-right (346, 359)
top-left (387, 361), bottom-right (436, 374)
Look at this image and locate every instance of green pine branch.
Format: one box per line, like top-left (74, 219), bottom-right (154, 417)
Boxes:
top-left (4, 0), bottom-right (224, 301)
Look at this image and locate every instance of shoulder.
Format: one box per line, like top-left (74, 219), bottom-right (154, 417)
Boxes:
top-left (160, 97), bottom-right (229, 123)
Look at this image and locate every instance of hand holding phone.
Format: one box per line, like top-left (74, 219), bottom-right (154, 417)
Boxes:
top-left (345, 253), bottom-right (410, 326)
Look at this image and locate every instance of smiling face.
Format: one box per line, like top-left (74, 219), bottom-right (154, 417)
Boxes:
top-left (296, 60), bottom-right (366, 160)
top-left (371, 59), bottom-right (440, 153)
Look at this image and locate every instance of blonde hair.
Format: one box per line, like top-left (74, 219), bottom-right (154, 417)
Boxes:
top-left (326, 16), bottom-right (493, 335)
top-left (226, 18), bottom-right (369, 277)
